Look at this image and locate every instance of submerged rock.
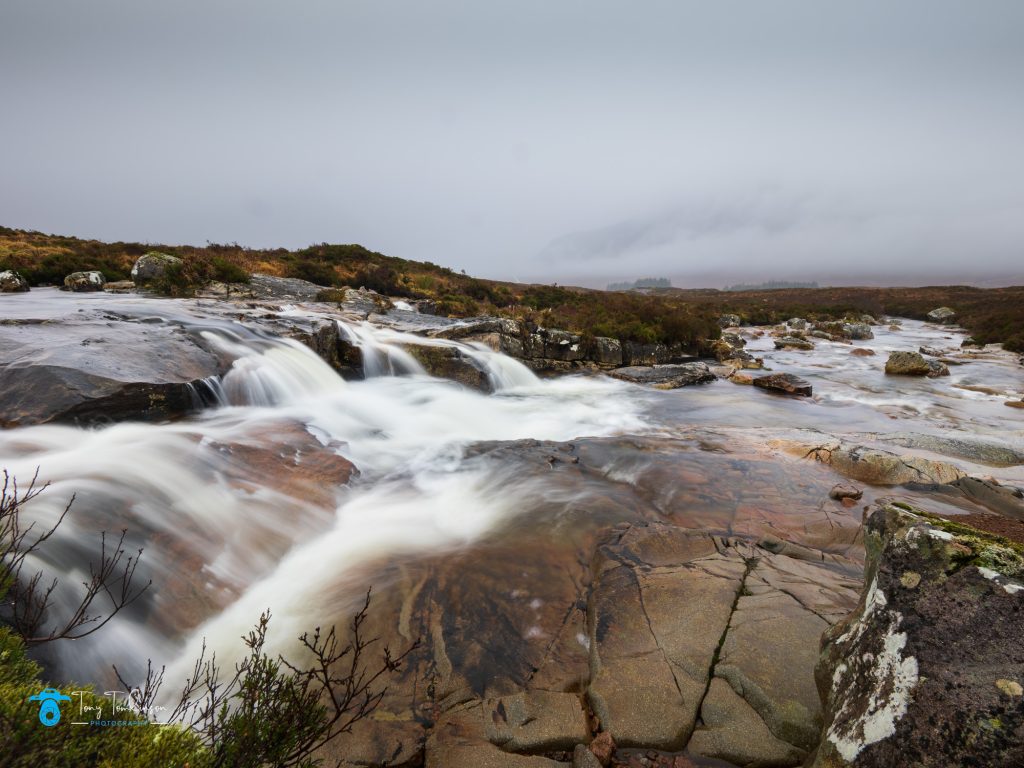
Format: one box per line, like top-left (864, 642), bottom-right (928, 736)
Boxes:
top-left (62, 270), bottom-right (106, 292)
top-left (131, 251), bottom-right (183, 284)
top-left (609, 363), bottom-right (715, 389)
top-left (0, 269), bottom-right (30, 292)
top-left (850, 348), bottom-right (875, 357)
top-left (753, 373), bottom-right (813, 397)
top-left (811, 503), bottom-right (1024, 767)
top-left (926, 306), bottom-right (957, 324)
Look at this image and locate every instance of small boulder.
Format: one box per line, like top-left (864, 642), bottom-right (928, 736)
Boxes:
top-left (829, 484), bottom-right (863, 501)
top-left (918, 346), bottom-right (944, 357)
top-left (926, 358), bottom-right (950, 377)
top-left (774, 336), bottom-right (815, 350)
top-left (131, 251), bottom-right (183, 285)
top-left (884, 351), bottom-right (932, 376)
top-left (1005, 399), bottom-right (1024, 409)
top-left (788, 317), bottom-right (808, 330)
top-left (0, 269), bottom-right (30, 292)
top-left (62, 270), bottom-right (106, 292)
top-left (926, 306), bottom-right (956, 324)
top-left (753, 372), bottom-right (812, 397)
top-left (861, 314), bottom-right (879, 325)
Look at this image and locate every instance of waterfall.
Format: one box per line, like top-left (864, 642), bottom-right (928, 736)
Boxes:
top-left (337, 319), bottom-right (540, 391)
top-left (0, 312), bottom-right (647, 688)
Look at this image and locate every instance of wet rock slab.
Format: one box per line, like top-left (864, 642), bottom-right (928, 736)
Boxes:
top-left (0, 308), bottom-right (226, 426)
top-left (609, 363), bottom-right (716, 389)
top-left (753, 373), bottom-right (812, 397)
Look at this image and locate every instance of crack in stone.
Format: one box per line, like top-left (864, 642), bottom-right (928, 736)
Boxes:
top-left (632, 567), bottom-right (687, 708)
top-left (692, 552), bottom-right (759, 730)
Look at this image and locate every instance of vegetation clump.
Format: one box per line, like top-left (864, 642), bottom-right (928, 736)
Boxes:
top-left (0, 470), bottom-right (415, 767)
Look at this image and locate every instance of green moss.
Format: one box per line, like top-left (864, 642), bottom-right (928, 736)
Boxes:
top-left (0, 627), bottom-right (206, 768)
top-left (887, 504), bottom-right (1024, 578)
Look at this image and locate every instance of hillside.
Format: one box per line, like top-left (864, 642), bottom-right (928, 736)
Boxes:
top-left (2, 226), bottom-right (1023, 352)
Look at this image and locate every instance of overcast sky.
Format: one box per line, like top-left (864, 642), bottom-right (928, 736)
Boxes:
top-left (2, 1), bottom-right (1023, 287)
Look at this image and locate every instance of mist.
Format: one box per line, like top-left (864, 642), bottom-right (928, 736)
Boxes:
top-left (2, 0), bottom-right (1022, 287)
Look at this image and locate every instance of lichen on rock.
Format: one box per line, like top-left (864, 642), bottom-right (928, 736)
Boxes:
top-left (811, 502), bottom-right (1024, 767)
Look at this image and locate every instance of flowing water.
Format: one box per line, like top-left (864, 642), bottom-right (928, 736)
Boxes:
top-left (2, 290), bottom-right (1023, 699)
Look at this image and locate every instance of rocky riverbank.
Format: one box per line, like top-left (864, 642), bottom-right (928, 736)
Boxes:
top-left (3, 270), bottom-right (1024, 767)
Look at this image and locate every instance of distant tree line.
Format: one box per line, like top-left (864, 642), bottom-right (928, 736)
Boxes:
top-left (606, 277), bottom-right (672, 291)
top-left (724, 280), bottom-right (819, 292)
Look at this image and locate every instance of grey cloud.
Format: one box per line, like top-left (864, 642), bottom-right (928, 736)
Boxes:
top-left (1, 0), bottom-right (1022, 287)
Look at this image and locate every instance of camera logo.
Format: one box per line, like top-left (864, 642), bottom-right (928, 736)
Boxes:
top-left (28, 688), bottom-right (71, 727)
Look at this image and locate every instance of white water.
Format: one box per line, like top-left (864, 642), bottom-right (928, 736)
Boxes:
top-left (1, 318), bottom-right (648, 684)
top-left (3, 294), bottom-right (1024, 695)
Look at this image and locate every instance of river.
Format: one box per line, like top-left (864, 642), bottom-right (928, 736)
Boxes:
top-left (2, 288), bottom-right (1022, 763)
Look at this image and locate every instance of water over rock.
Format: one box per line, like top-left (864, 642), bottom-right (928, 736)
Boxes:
top-left (811, 503), bottom-right (1024, 767)
top-left (0, 310), bottom-right (226, 426)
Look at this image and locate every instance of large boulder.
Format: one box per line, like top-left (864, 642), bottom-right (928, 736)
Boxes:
top-left (811, 503), bottom-right (1024, 767)
top-left (608, 363), bottom-right (715, 389)
top-left (130, 251), bottom-right (183, 285)
top-left (0, 269), bottom-right (30, 292)
top-left (62, 270), bottom-right (106, 292)
top-left (753, 373), bottom-right (813, 397)
top-left (926, 306), bottom-right (957, 324)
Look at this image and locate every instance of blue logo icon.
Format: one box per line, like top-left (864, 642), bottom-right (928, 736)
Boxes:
top-left (28, 688), bottom-right (71, 727)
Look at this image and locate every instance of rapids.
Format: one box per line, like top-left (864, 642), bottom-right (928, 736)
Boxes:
top-left (1, 289), bottom-right (1023, 702)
